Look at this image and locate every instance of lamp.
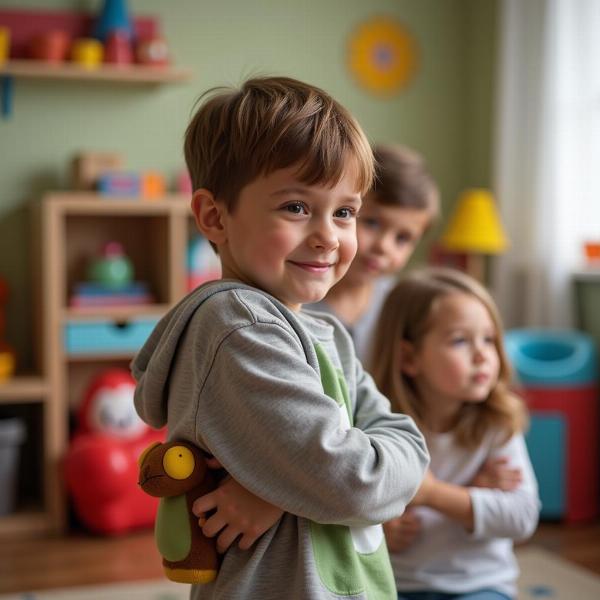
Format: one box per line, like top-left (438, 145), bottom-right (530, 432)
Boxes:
top-left (440, 188), bottom-right (509, 282)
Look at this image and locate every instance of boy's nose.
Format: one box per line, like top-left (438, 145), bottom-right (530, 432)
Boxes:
top-left (309, 221), bottom-right (338, 251)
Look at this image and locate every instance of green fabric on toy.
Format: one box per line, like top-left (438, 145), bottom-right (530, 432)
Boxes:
top-left (138, 441), bottom-right (219, 584)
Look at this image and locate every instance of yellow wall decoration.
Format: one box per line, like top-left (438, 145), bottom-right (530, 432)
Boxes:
top-left (347, 16), bottom-right (418, 97)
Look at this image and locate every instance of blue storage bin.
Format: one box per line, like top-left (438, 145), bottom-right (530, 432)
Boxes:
top-left (65, 318), bottom-right (158, 354)
top-left (505, 329), bottom-right (598, 386)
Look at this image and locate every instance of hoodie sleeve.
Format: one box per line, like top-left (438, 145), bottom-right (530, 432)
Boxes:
top-left (468, 433), bottom-right (540, 541)
top-left (195, 318), bottom-right (428, 528)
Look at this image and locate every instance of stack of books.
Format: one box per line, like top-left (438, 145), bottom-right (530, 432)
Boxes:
top-left (69, 281), bottom-right (154, 308)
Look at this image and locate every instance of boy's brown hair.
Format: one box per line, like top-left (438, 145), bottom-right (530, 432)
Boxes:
top-left (184, 76), bottom-right (374, 209)
top-left (370, 144), bottom-right (439, 221)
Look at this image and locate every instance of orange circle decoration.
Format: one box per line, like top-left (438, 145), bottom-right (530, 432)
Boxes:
top-left (347, 17), bottom-right (418, 97)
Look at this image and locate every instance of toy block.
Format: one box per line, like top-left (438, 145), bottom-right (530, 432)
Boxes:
top-left (97, 172), bottom-right (140, 197)
top-left (141, 171), bottom-right (166, 200)
top-left (72, 152), bottom-right (124, 190)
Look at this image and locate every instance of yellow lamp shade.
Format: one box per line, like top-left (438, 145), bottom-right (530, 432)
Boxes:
top-left (441, 188), bottom-right (509, 254)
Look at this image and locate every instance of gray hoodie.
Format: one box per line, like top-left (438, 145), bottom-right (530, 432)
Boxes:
top-left (132, 280), bottom-right (429, 600)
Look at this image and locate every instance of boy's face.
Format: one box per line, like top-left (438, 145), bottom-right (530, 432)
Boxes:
top-left (345, 194), bottom-right (431, 285)
top-left (217, 165), bottom-right (362, 311)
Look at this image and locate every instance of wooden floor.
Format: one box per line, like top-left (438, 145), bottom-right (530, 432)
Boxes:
top-left (0, 521), bottom-right (599, 594)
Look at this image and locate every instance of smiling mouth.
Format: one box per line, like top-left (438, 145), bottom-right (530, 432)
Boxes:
top-left (289, 261), bottom-right (333, 273)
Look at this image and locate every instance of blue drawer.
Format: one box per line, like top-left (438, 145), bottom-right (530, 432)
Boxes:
top-left (64, 318), bottom-right (159, 354)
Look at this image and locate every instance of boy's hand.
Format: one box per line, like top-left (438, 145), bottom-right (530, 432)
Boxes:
top-left (383, 509), bottom-right (422, 553)
top-left (471, 457), bottom-right (522, 491)
top-left (192, 476), bottom-right (283, 553)
top-left (408, 468), bottom-right (437, 507)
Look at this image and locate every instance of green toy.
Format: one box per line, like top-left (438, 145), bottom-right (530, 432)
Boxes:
top-left (87, 241), bottom-right (133, 290)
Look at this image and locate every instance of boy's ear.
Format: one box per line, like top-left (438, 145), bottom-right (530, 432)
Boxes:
top-left (398, 340), bottom-right (419, 377)
top-left (191, 189), bottom-right (227, 245)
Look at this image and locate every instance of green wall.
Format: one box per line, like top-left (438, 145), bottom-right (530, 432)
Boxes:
top-left (0, 0), bottom-right (497, 367)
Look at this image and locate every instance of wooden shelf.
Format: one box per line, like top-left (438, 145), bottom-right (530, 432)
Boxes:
top-left (0, 375), bottom-right (48, 404)
top-left (0, 509), bottom-right (52, 538)
top-left (0, 59), bottom-right (193, 84)
top-left (44, 192), bottom-right (191, 215)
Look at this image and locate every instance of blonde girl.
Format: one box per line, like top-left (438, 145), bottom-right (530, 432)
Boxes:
top-left (371, 267), bottom-right (540, 600)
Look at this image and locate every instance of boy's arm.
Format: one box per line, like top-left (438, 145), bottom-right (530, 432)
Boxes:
top-left (195, 322), bottom-right (429, 528)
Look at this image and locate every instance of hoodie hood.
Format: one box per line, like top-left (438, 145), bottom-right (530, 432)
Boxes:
top-left (132, 280), bottom-right (261, 429)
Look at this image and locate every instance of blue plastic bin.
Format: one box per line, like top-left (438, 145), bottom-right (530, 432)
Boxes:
top-left (505, 329), bottom-right (598, 386)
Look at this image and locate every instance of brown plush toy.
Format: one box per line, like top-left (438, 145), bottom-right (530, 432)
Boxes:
top-left (138, 441), bottom-right (219, 584)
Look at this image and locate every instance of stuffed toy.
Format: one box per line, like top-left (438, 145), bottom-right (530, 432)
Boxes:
top-left (64, 369), bottom-right (165, 534)
top-left (138, 440), bottom-right (219, 584)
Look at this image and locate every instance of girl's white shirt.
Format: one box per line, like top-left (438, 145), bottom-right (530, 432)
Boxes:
top-left (390, 429), bottom-right (540, 598)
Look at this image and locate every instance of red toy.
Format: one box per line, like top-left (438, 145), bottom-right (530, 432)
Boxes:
top-left (64, 368), bottom-right (165, 534)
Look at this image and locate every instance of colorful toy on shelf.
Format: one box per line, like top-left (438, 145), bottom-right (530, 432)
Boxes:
top-left (71, 151), bottom-right (124, 190)
top-left (64, 369), bottom-right (165, 534)
top-left (87, 241), bottom-right (133, 290)
top-left (97, 171), bottom-right (141, 197)
top-left (28, 29), bottom-right (70, 62)
top-left (141, 171), bottom-right (166, 200)
top-left (70, 38), bottom-right (104, 69)
top-left (187, 235), bottom-right (221, 291)
top-left (93, 0), bottom-right (133, 42)
top-left (135, 35), bottom-right (169, 66)
top-left (71, 241), bottom-right (154, 308)
top-left (139, 440), bottom-right (219, 583)
top-left (176, 168), bottom-right (193, 196)
top-left (0, 26), bottom-right (10, 65)
top-left (104, 30), bottom-right (133, 65)
top-left (0, 278), bottom-right (16, 382)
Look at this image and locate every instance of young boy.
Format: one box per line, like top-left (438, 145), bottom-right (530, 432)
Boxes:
top-left (312, 144), bottom-right (439, 363)
top-left (132, 76), bottom-right (429, 600)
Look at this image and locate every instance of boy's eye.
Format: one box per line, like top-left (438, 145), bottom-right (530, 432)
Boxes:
top-left (451, 337), bottom-right (467, 345)
top-left (334, 207), bottom-right (356, 220)
top-left (484, 335), bottom-right (496, 345)
top-left (360, 216), bottom-right (379, 228)
top-left (396, 232), bottom-right (413, 245)
top-left (283, 202), bottom-right (308, 215)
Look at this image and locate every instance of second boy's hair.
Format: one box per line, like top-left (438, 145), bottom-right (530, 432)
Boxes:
top-left (370, 267), bottom-right (526, 449)
top-left (184, 76), bottom-right (374, 209)
top-left (371, 144), bottom-right (439, 220)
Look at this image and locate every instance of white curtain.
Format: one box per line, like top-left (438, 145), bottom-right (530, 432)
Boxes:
top-left (492, 0), bottom-right (600, 329)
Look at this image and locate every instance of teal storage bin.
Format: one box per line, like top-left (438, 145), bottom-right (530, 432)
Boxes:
top-left (64, 318), bottom-right (158, 354)
top-left (505, 329), bottom-right (598, 386)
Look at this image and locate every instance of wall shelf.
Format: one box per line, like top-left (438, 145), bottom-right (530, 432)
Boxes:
top-left (0, 59), bottom-right (193, 84)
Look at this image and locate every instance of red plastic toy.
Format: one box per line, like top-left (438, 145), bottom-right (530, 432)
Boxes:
top-left (64, 368), bottom-right (165, 534)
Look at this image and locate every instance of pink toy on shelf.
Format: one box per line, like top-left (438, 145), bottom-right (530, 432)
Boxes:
top-left (63, 369), bottom-right (165, 534)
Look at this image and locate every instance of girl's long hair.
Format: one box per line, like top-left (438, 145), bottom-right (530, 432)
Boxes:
top-left (370, 267), bottom-right (527, 448)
